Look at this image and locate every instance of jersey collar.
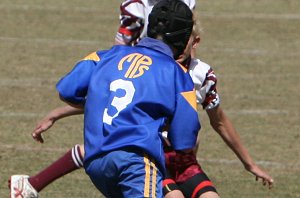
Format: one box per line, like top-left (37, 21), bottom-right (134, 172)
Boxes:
top-left (136, 37), bottom-right (174, 59)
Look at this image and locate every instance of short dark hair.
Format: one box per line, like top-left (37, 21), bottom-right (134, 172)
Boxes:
top-left (147, 0), bottom-right (194, 59)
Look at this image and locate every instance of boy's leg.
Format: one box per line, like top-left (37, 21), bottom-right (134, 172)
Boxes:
top-left (163, 170), bottom-right (184, 198)
top-left (29, 144), bottom-right (84, 191)
top-left (177, 164), bottom-right (219, 198)
top-left (164, 149), bottom-right (218, 198)
top-left (163, 164), bottom-right (219, 198)
top-left (10, 144), bottom-right (84, 197)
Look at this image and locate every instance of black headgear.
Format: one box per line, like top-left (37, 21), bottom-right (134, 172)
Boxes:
top-left (147, 0), bottom-right (194, 59)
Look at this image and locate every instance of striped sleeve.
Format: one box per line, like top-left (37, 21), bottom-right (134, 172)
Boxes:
top-left (115, 0), bottom-right (145, 45)
top-left (188, 59), bottom-right (220, 110)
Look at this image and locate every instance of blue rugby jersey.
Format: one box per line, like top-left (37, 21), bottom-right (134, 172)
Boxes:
top-left (56, 37), bottom-right (200, 170)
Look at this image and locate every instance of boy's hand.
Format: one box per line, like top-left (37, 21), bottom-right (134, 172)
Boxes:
top-left (32, 117), bottom-right (55, 143)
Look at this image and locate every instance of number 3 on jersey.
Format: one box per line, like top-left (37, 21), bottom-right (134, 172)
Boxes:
top-left (103, 79), bottom-right (135, 125)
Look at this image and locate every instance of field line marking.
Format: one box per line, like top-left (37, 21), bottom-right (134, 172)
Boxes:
top-left (0, 108), bottom-right (289, 118)
top-left (1, 72), bottom-right (299, 89)
top-left (0, 112), bottom-right (41, 117)
top-left (0, 36), bottom-right (288, 56)
top-left (1, 143), bottom-right (298, 170)
top-left (200, 12), bottom-right (300, 20)
top-left (0, 77), bottom-right (58, 88)
top-left (2, 36), bottom-right (299, 57)
top-left (0, 143), bottom-right (70, 152)
top-left (0, 4), bottom-right (103, 12)
top-left (0, 36), bottom-right (99, 46)
top-left (1, 4), bottom-right (300, 20)
top-left (2, 36), bottom-right (298, 57)
top-left (197, 158), bottom-right (300, 170)
top-left (226, 109), bottom-right (289, 115)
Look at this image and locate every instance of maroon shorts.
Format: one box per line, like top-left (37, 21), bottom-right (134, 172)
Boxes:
top-left (163, 150), bottom-right (217, 198)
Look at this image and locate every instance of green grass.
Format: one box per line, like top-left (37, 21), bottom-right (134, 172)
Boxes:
top-left (1, 0), bottom-right (299, 197)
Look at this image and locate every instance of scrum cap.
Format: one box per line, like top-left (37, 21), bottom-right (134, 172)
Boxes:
top-left (147, 0), bottom-right (194, 58)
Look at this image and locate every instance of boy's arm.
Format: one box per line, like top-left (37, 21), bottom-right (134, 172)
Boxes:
top-left (206, 105), bottom-right (274, 188)
top-left (33, 52), bottom-right (97, 142)
top-left (114, 0), bottom-right (145, 46)
top-left (32, 104), bottom-right (84, 143)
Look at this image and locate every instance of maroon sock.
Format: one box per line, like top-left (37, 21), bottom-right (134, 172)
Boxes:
top-left (28, 144), bottom-right (83, 192)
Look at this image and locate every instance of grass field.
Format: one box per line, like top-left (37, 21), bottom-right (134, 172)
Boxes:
top-left (0, 0), bottom-right (299, 197)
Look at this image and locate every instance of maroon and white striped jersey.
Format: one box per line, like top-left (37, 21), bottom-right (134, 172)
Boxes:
top-left (162, 58), bottom-right (220, 142)
top-left (162, 58), bottom-right (219, 138)
top-left (115, 0), bottom-right (196, 45)
top-left (189, 58), bottom-right (220, 110)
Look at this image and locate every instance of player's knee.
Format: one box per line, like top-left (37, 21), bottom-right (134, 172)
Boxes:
top-left (163, 178), bottom-right (182, 198)
top-left (199, 191), bottom-right (220, 198)
top-left (164, 190), bottom-right (185, 198)
top-left (78, 144), bottom-right (85, 156)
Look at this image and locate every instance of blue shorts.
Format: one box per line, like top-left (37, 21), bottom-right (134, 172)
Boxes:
top-left (85, 149), bottom-right (163, 198)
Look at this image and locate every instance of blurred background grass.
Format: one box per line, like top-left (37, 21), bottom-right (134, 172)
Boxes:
top-left (0, 0), bottom-right (299, 197)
